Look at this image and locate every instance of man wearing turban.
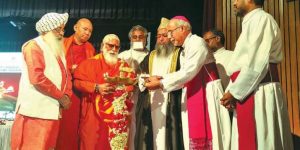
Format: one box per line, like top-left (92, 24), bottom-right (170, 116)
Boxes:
top-left (11, 12), bottom-right (72, 150)
top-left (135, 17), bottom-right (184, 150)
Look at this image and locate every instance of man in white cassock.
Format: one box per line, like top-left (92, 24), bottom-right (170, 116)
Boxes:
top-left (220, 0), bottom-right (294, 150)
top-left (203, 29), bottom-right (233, 90)
top-left (145, 16), bottom-right (231, 150)
top-left (118, 25), bottom-right (149, 150)
top-left (135, 17), bottom-right (184, 150)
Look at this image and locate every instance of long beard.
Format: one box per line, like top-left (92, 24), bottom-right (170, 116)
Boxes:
top-left (103, 48), bottom-right (118, 65)
top-left (44, 32), bottom-right (65, 58)
top-left (155, 42), bottom-right (174, 57)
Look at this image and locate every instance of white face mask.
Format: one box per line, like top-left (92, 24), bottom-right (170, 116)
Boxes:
top-left (131, 41), bottom-right (144, 50)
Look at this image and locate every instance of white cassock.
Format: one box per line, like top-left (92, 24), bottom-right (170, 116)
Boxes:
top-left (161, 33), bottom-right (231, 150)
top-left (213, 47), bottom-right (233, 89)
top-left (118, 48), bottom-right (148, 150)
top-left (226, 8), bottom-right (293, 150)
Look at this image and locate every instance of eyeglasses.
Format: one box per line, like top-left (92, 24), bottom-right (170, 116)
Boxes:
top-left (156, 33), bottom-right (168, 38)
top-left (53, 27), bottom-right (65, 33)
top-left (204, 36), bottom-right (216, 42)
top-left (167, 26), bottom-right (182, 37)
top-left (131, 35), bottom-right (145, 40)
top-left (105, 43), bottom-right (120, 50)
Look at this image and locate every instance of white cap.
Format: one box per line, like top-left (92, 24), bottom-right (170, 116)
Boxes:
top-left (36, 12), bottom-right (69, 33)
top-left (158, 17), bottom-right (170, 30)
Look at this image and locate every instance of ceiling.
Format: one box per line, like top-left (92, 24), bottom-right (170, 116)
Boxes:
top-left (0, 0), bottom-right (204, 52)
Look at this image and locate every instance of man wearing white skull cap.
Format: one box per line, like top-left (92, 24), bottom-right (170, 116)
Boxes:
top-left (135, 17), bottom-right (185, 150)
top-left (11, 12), bottom-right (72, 150)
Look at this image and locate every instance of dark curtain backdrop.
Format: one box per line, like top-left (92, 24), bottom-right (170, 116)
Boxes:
top-left (0, 0), bottom-right (209, 53)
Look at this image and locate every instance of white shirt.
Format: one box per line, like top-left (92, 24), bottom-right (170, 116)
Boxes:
top-left (226, 8), bottom-right (283, 100)
top-left (118, 48), bottom-right (149, 72)
top-left (161, 33), bottom-right (208, 92)
top-left (213, 47), bottom-right (233, 89)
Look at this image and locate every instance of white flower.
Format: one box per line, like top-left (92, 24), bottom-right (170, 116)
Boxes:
top-left (110, 132), bottom-right (128, 150)
top-left (112, 93), bottom-right (128, 115)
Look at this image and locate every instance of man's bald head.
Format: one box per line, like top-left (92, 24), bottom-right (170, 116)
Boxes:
top-left (74, 18), bottom-right (93, 45)
top-left (75, 18), bottom-right (92, 27)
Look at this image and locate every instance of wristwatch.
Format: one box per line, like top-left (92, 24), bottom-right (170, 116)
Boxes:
top-left (95, 84), bottom-right (100, 93)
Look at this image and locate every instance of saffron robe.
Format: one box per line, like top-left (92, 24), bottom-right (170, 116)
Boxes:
top-left (56, 35), bottom-right (95, 150)
top-left (74, 53), bottom-right (135, 150)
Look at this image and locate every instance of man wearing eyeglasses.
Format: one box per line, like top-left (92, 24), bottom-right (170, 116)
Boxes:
top-left (203, 29), bottom-right (233, 90)
top-left (135, 17), bottom-right (184, 150)
top-left (73, 34), bottom-right (136, 150)
top-left (144, 16), bottom-right (231, 150)
top-left (118, 25), bottom-right (149, 150)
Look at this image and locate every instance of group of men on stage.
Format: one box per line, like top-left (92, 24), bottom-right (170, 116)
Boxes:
top-left (10, 0), bottom-right (294, 149)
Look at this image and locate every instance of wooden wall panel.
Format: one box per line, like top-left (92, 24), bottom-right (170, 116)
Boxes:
top-left (289, 1), bottom-right (300, 135)
top-left (283, 0), bottom-right (293, 131)
top-left (215, 0), bottom-right (300, 136)
top-left (293, 0), bottom-right (300, 135)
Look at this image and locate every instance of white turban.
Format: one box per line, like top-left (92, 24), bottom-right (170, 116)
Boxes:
top-left (36, 12), bottom-right (69, 33)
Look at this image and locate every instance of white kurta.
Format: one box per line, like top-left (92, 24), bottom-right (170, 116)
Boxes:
top-left (149, 53), bottom-right (174, 150)
top-left (118, 48), bottom-right (148, 150)
top-left (118, 48), bottom-right (149, 72)
top-left (160, 33), bottom-right (208, 149)
top-left (226, 8), bottom-right (293, 150)
top-left (213, 47), bottom-right (233, 89)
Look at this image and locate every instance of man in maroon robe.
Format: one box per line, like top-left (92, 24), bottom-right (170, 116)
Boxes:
top-left (56, 18), bottom-right (95, 150)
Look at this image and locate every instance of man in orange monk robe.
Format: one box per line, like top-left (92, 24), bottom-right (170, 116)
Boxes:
top-left (73, 34), bottom-right (136, 150)
top-left (56, 18), bottom-right (96, 150)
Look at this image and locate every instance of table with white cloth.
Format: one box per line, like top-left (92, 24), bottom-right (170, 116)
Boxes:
top-left (0, 121), bottom-right (13, 150)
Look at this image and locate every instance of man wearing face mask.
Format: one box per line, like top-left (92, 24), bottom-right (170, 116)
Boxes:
top-left (118, 25), bottom-right (149, 150)
top-left (119, 25), bottom-right (149, 73)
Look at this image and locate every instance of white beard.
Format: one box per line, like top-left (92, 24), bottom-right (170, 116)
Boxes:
top-left (103, 48), bottom-right (118, 65)
top-left (155, 42), bottom-right (174, 57)
top-left (43, 32), bottom-right (65, 58)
